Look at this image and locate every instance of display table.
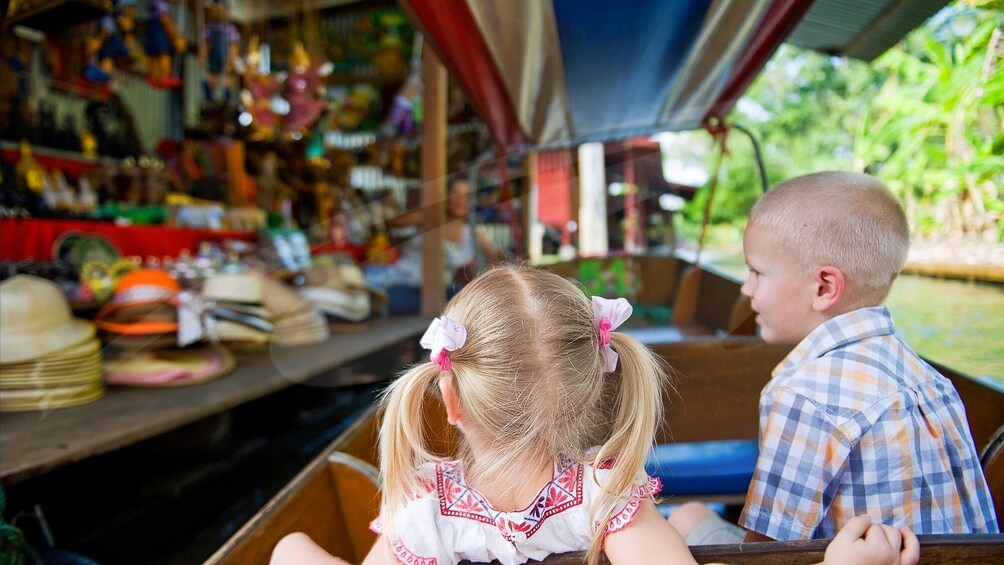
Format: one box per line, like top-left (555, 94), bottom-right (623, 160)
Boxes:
top-left (0, 316), bottom-right (430, 485)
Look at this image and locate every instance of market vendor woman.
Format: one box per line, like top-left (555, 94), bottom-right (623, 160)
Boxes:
top-left (364, 176), bottom-right (506, 314)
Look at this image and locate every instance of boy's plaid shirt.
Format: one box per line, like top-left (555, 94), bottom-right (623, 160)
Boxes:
top-left (739, 307), bottom-right (999, 540)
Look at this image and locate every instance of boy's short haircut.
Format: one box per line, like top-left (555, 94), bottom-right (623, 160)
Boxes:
top-left (748, 171), bottom-right (910, 290)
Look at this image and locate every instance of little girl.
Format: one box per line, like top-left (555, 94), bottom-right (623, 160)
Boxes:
top-left (272, 266), bottom-right (919, 565)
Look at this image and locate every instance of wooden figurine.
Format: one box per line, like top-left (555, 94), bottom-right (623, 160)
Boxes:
top-left (84, 0), bottom-right (137, 83)
top-left (282, 41), bottom-right (328, 138)
top-left (240, 36), bottom-right (279, 140)
top-left (199, 0), bottom-right (241, 102)
top-left (144, 0), bottom-right (186, 88)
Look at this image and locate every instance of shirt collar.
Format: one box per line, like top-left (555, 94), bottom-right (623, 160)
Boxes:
top-left (773, 306), bottom-right (896, 378)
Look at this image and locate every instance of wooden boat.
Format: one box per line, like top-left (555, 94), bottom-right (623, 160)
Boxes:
top-left (209, 1), bottom-right (1004, 561)
top-left (207, 257), bottom-right (1004, 565)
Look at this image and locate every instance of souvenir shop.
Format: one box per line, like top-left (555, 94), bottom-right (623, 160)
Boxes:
top-left (0, 0), bottom-right (525, 561)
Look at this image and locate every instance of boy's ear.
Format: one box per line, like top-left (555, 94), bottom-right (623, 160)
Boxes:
top-left (438, 375), bottom-right (464, 426)
top-left (812, 266), bottom-right (845, 312)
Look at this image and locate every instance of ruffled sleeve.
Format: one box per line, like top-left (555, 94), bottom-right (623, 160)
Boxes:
top-left (585, 464), bottom-right (662, 535)
top-left (603, 474), bottom-right (661, 534)
top-left (369, 462), bottom-right (452, 565)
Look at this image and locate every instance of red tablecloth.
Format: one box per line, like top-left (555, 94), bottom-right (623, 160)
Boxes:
top-left (0, 218), bottom-right (256, 261)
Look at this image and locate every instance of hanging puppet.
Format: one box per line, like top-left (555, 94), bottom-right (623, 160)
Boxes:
top-left (199, 0), bottom-right (241, 102)
top-left (84, 0), bottom-right (136, 83)
top-left (144, 0), bottom-right (186, 88)
top-left (239, 35), bottom-right (280, 140)
top-left (282, 41), bottom-right (330, 138)
top-left (381, 33), bottom-right (423, 137)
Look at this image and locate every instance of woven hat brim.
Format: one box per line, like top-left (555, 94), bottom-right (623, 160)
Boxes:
top-left (0, 319), bottom-right (96, 365)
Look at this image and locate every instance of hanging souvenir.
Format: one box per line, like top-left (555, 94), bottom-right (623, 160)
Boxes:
top-left (144, 0), bottom-right (187, 88)
top-left (383, 40), bottom-right (422, 137)
top-left (239, 36), bottom-right (279, 141)
top-left (83, 0), bottom-right (136, 83)
top-left (281, 41), bottom-right (329, 138)
top-left (199, 0), bottom-right (241, 102)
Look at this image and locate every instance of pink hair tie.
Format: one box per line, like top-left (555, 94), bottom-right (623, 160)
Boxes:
top-left (420, 316), bottom-right (467, 372)
top-left (591, 297), bottom-right (632, 372)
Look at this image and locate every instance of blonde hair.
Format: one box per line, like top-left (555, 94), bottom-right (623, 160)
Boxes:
top-left (749, 171), bottom-right (910, 294)
top-left (378, 265), bottom-right (668, 565)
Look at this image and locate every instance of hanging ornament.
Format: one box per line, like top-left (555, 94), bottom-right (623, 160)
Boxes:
top-left (199, 0), bottom-right (241, 102)
top-left (281, 41), bottom-right (330, 138)
top-left (144, 0), bottom-right (187, 88)
top-left (382, 33), bottom-right (423, 137)
top-left (239, 35), bottom-right (280, 141)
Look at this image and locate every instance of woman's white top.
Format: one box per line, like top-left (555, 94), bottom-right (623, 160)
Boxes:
top-left (380, 225), bottom-right (476, 288)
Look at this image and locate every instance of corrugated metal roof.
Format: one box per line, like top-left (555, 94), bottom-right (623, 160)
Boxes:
top-left (787, 0), bottom-right (950, 61)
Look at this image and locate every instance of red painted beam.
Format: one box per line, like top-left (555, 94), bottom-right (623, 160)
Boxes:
top-left (401, 0), bottom-right (528, 151)
top-left (704, 0), bottom-right (815, 124)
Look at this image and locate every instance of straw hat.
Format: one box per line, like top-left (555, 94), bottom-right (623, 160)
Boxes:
top-left (103, 345), bottom-right (235, 387)
top-left (304, 263), bottom-right (388, 313)
top-left (202, 273), bottom-right (264, 304)
top-left (94, 269), bottom-right (180, 335)
top-left (300, 286), bottom-right (370, 322)
top-left (261, 276), bottom-right (314, 320)
top-left (0, 275), bottom-right (96, 364)
top-left (0, 382), bottom-right (104, 412)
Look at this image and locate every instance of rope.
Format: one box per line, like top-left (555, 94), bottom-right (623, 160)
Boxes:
top-left (730, 123), bottom-right (769, 194)
top-left (696, 132), bottom-right (728, 265)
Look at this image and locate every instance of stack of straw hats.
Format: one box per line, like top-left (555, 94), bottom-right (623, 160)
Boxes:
top-left (299, 263), bottom-right (388, 322)
top-left (0, 275), bottom-right (104, 411)
top-left (95, 268), bottom-right (234, 387)
top-left (201, 273), bottom-right (274, 347)
top-left (203, 273), bottom-right (329, 346)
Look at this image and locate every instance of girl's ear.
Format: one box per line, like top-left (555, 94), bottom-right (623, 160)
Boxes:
top-left (438, 375), bottom-right (464, 426)
top-left (812, 266), bottom-right (845, 312)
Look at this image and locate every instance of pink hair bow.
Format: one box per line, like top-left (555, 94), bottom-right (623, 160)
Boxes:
top-left (420, 316), bottom-right (467, 371)
top-left (592, 297), bottom-right (632, 372)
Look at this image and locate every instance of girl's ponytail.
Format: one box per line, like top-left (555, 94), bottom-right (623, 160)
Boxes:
top-left (377, 362), bottom-right (443, 540)
top-left (586, 333), bottom-right (668, 565)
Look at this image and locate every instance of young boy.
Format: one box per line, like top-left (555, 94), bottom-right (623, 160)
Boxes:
top-left (669, 171), bottom-right (999, 544)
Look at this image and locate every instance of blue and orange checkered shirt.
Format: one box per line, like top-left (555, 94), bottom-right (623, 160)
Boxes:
top-left (739, 306), bottom-right (999, 540)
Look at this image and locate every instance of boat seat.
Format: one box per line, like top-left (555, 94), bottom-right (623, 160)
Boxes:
top-left (646, 440), bottom-right (758, 506)
top-left (327, 452), bottom-right (380, 563)
top-left (980, 424), bottom-right (1004, 527)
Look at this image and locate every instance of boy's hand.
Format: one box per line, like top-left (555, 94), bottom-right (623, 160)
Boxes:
top-left (822, 515), bottom-right (919, 565)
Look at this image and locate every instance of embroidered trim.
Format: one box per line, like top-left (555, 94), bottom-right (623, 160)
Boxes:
top-left (602, 477), bottom-right (663, 535)
top-left (390, 540), bottom-right (437, 565)
top-left (435, 457), bottom-right (584, 543)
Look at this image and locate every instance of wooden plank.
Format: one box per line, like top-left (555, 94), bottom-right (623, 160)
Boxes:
top-left (528, 534), bottom-right (1004, 564)
top-left (0, 316), bottom-right (431, 485)
top-left (420, 45), bottom-right (448, 317)
top-left (651, 338), bottom-right (790, 444)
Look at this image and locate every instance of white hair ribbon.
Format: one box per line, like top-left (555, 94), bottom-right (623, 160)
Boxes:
top-left (592, 296), bottom-right (632, 372)
top-left (420, 316), bottom-right (467, 371)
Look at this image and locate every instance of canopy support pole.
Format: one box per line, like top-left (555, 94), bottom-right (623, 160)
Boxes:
top-left (420, 46), bottom-right (447, 317)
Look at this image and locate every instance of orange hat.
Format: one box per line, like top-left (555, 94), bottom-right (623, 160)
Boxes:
top-left (94, 269), bottom-right (180, 335)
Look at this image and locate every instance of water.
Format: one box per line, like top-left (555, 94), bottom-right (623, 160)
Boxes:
top-left (700, 253), bottom-right (1004, 390)
top-left (885, 275), bottom-right (1004, 389)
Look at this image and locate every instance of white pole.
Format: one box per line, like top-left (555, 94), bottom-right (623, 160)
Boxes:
top-left (578, 142), bottom-right (608, 257)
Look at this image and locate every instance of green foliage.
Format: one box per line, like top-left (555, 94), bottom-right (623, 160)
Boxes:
top-left (675, 1), bottom-right (1003, 244)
